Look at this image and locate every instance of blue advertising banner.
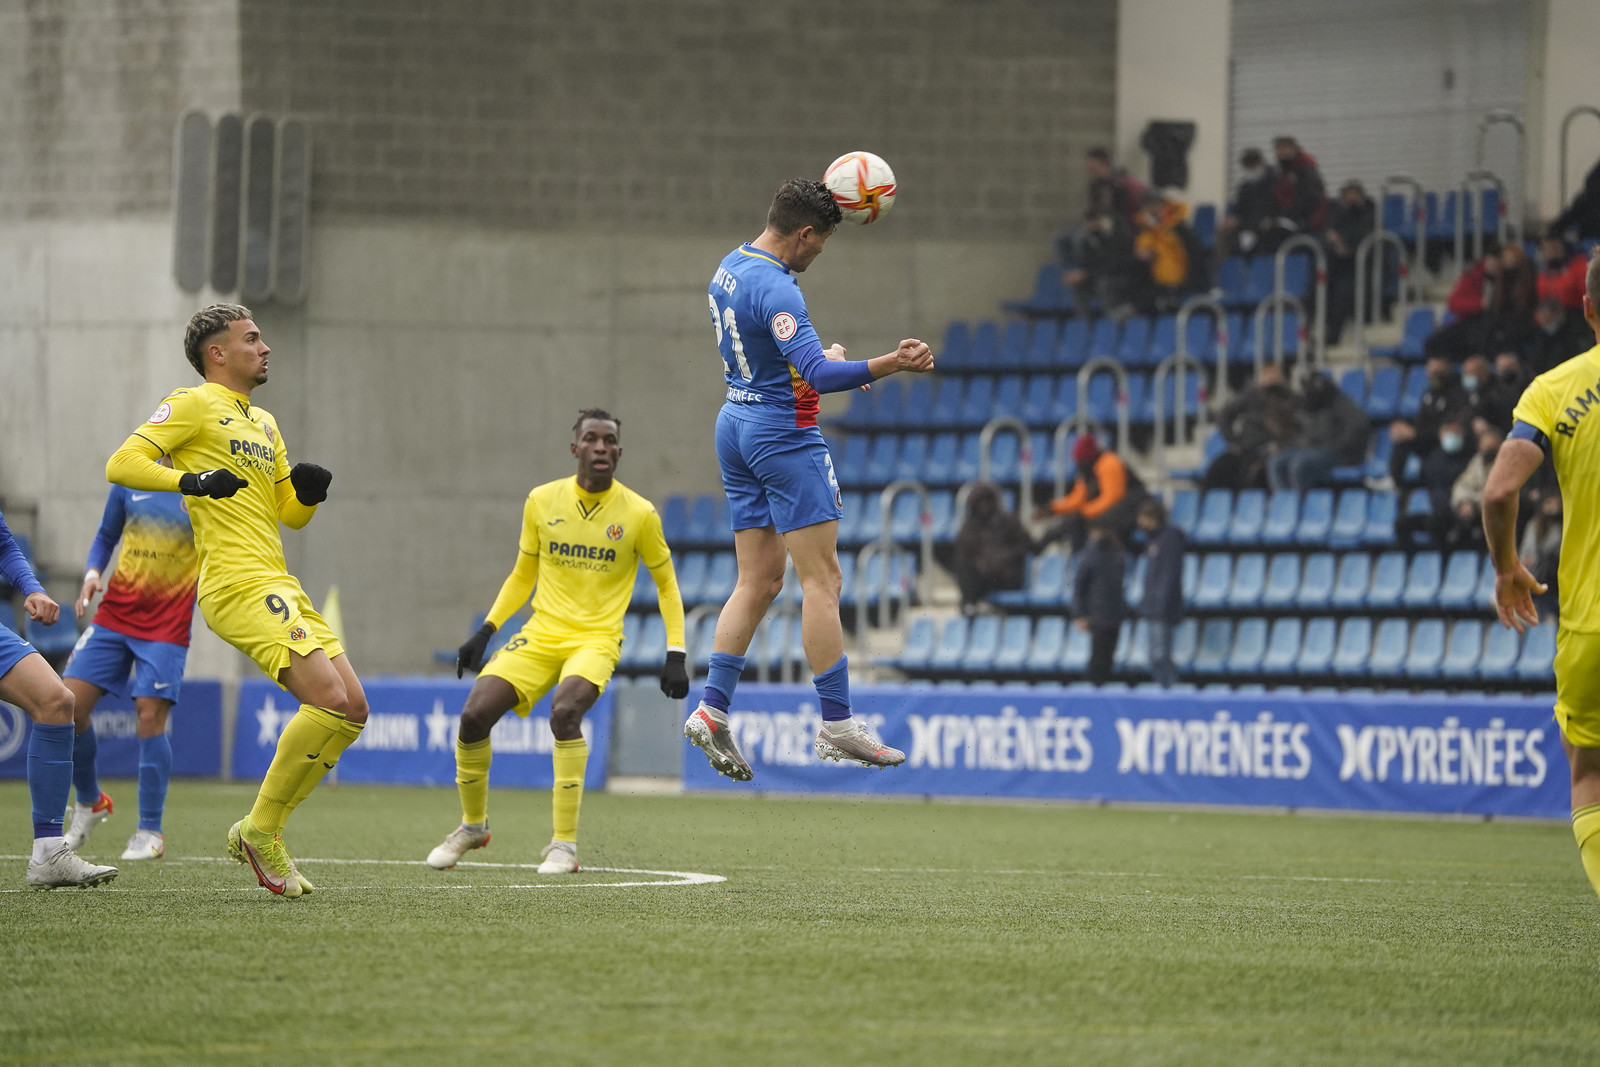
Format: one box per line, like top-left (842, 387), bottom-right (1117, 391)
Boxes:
top-left (233, 678), bottom-right (612, 790)
top-left (0, 680), bottom-right (223, 779)
top-left (683, 685), bottom-right (1568, 819)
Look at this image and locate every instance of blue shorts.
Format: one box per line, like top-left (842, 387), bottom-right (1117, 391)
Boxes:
top-left (63, 624), bottom-right (188, 703)
top-left (0, 625), bottom-right (37, 679)
top-left (716, 407), bottom-right (844, 534)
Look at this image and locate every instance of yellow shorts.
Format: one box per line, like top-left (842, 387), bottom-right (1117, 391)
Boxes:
top-left (200, 575), bottom-right (344, 687)
top-left (480, 627), bottom-right (620, 715)
top-left (1554, 627), bottom-right (1600, 747)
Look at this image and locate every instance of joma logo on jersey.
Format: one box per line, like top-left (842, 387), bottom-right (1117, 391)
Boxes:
top-left (1553, 380), bottom-right (1600, 437)
top-left (549, 541), bottom-right (616, 562)
top-left (229, 439), bottom-right (275, 463)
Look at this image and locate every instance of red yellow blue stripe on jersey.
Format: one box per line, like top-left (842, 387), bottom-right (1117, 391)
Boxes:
top-left (86, 485), bottom-right (198, 647)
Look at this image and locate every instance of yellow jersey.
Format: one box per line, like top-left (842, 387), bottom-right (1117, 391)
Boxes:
top-left (486, 475), bottom-right (685, 647)
top-left (105, 382), bottom-right (316, 600)
top-left (1511, 342), bottom-right (1600, 632)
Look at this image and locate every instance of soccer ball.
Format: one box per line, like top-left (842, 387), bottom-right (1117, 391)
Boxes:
top-left (824, 151), bottom-right (897, 225)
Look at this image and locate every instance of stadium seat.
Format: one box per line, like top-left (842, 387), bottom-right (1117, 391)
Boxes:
top-left (1117, 316), bottom-right (1152, 368)
top-left (940, 321), bottom-right (972, 368)
top-left (1147, 315), bottom-right (1178, 365)
top-left (1170, 489), bottom-right (1199, 538)
top-left (1227, 617), bottom-right (1269, 674)
top-left (1365, 551), bottom-right (1406, 611)
top-left (1184, 310), bottom-right (1220, 364)
top-left (994, 374), bottom-right (1026, 418)
top-left (1441, 620), bottom-right (1484, 680)
top-left (1404, 619), bottom-right (1446, 678)
top-left (969, 322), bottom-right (1000, 369)
top-left (1368, 618), bottom-right (1409, 677)
top-left (952, 434), bottom-right (983, 484)
top-left (1025, 616), bottom-right (1067, 673)
top-left (1087, 318), bottom-right (1120, 362)
top-left (661, 495), bottom-right (689, 546)
top-left (958, 376), bottom-right (995, 428)
top-left (930, 616), bottom-right (970, 672)
top-left (1364, 491), bottom-right (1398, 547)
top-left (1192, 619), bottom-right (1233, 675)
top-left (1261, 617), bottom-right (1303, 675)
top-left (1171, 618), bottom-right (1199, 671)
top-left (998, 322), bottom-right (1028, 369)
top-left (1193, 553), bottom-right (1233, 610)
top-left (836, 492), bottom-right (866, 544)
top-left (1262, 553), bottom-right (1300, 609)
top-left (1338, 368), bottom-right (1366, 407)
top-left (1478, 624), bottom-right (1520, 680)
top-left (0, 601), bottom-right (16, 635)
top-left (922, 434), bottom-right (960, 485)
top-left (630, 563), bottom-right (658, 609)
top-left (1297, 552), bottom-right (1335, 609)
top-left (1438, 551), bottom-right (1480, 609)
top-left (1365, 365), bottom-right (1402, 421)
top-left (864, 435), bottom-right (898, 485)
top-left (1060, 624), bottom-right (1091, 672)
top-left (633, 615), bottom-right (667, 670)
top-left (684, 494), bottom-right (720, 545)
top-left (1398, 364), bottom-right (1428, 418)
top-left (869, 379), bottom-right (905, 427)
top-left (898, 616), bottom-right (936, 671)
top-left (928, 380), bottom-right (965, 429)
top-left (1227, 553), bottom-right (1267, 610)
top-left (1124, 554), bottom-right (1148, 607)
top-left (961, 615), bottom-right (1001, 672)
top-left (888, 492), bottom-right (924, 542)
top-left (1474, 555), bottom-right (1497, 608)
top-left (1217, 257), bottom-right (1249, 306)
top-left (1006, 266), bottom-right (1064, 317)
top-left (1298, 617), bottom-right (1338, 674)
top-left (1516, 622), bottom-right (1557, 681)
top-left (1181, 554), bottom-right (1199, 604)
top-left (1055, 318), bottom-right (1089, 369)
top-left (702, 552), bottom-right (737, 605)
top-left (1228, 489), bottom-right (1266, 545)
top-left (1331, 553), bottom-right (1372, 609)
top-left (1084, 370), bottom-right (1118, 425)
top-left (1402, 551), bottom-right (1443, 609)
top-left (1193, 489), bottom-right (1232, 546)
top-left (1024, 321), bottom-right (1061, 367)
top-left (1261, 490), bottom-right (1300, 546)
top-left (1119, 620), bottom-right (1145, 672)
top-left (1329, 489), bottom-right (1368, 549)
top-left (894, 380), bottom-right (934, 430)
top-left (1296, 489), bottom-right (1334, 543)
top-left (892, 433), bottom-right (930, 483)
top-left (1332, 617), bottom-right (1374, 676)
top-left (1192, 204), bottom-right (1217, 248)
top-left (927, 491), bottom-right (956, 541)
top-left (1021, 374), bottom-right (1060, 427)
top-left (691, 614), bottom-right (718, 671)
top-left (993, 616), bottom-right (1032, 673)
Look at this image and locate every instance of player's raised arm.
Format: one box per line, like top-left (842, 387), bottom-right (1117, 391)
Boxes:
top-left (640, 509), bottom-right (688, 699)
top-left (457, 493), bottom-right (542, 678)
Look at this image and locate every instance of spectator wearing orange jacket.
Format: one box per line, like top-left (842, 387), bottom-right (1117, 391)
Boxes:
top-left (1035, 435), bottom-right (1146, 553)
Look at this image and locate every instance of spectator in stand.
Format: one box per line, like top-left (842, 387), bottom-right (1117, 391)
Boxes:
top-left (1266, 371), bottom-right (1368, 491)
top-left (940, 483), bottom-right (1037, 616)
top-left (1552, 158), bottom-right (1600, 242)
top-left (1520, 490), bottom-right (1563, 617)
top-left (1071, 520), bottom-right (1126, 686)
top-left (1461, 353), bottom-right (1516, 432)
top-left (1055, 147), bottom-right (1147, 315)
top-left (1219, 147), bottom-right (1276, 256)
top-left (1445, 423), bottom-right (1505, 549)
top-left (1425, 243), bottom-right (1538, 362)
top-left (1388, 356), bottom-right (1470, 486)
top-left (1134, 498), bottom-right (1185, 688)
top-left (1396, 415), bottom-right (1473, 545)
top-left (1258, 136), bottom-right (1329, 253)
top-left (1204, 362), bottom-right (1298, 490)
top-left (1037, 434), bottom-right (1147, 553)
top-left (1131, 191), bottom-right (1194, 313)
top-left (1538, 234), bottom-right (1588, 310)
top-left (1324, 180), bottom-right (1375, 344)
top-left (1530, 296), bottom-right (1595, 375)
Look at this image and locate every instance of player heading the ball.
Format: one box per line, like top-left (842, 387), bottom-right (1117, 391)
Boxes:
top-left (686, 175), bottom-right (933, 781)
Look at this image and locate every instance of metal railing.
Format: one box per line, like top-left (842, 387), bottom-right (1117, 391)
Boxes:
top-left (853, 540), bottom-right (912, 665)
top-left (1150, 352), bottom-right (1210, 489)
top-left (1458, 169), bottom-right (1508, 263)
top-left (1272, 234), bottom-right (1325, 367)
top-left (1560, 105), bottom-right (1600, 208)
top-left (977, 415), bottom-right (1033, 512)
top-left (1377, 174), bottom-right (1427, 285)
top-left (1054, 357), bottom-right (1130, 497)
top-left (1175, 292), bottom-right (1229, 410)
top-left (874, 479), bottom-right (934, 604)
top-left (1251, 292), bottom-right (1307, 378)
top-left (1352, 230), bottom-right (1410, 374)
top-left (684, 602), bottom-right (720, 674)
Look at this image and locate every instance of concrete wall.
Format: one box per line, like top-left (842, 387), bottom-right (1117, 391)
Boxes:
top-left (1529, 0), bottom-right (1600, 221)
top-left (1114, 0), bottom-right (1231, 208)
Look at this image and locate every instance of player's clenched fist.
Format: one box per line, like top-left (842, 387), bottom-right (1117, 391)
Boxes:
top-left (456, 621), bottom-right (496, 678)
top-left (23, 591), bottom-right (60, 626)
top-left (290, 462), bottom-right (332, 505)
top-left (178, 469), bottom-right (248, 498)
top-left (894, 338), bottom-right (934, 372)
top-left (659, 650), bottom-right (689, 700)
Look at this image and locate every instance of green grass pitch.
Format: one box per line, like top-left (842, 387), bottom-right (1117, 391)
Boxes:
top-left (1, 779), bottom-right (1595, 1065)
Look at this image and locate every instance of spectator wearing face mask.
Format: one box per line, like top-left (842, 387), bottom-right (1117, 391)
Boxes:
top-left (1530, 297), bottom-right (1595, 375)
top-left (1446, 424), bottom-right (1506, 549)
top-left (1425, 244), bottom-right (1539, 361)
top-left (1461, 353), bottom-right (1516, 433)
top-left (1266, 372), bottom-right (1368, 491)
top-left (1220, 147), bottom-right (1276, 256)
top-left (1255, 136), bottom-right (1329, 253)
top-left (1389, 356), bottom-right (1470, 485)
top-left (1324, 180), bottom-right (1375, 344)
top-left (1396, 416), bottom-right (1474, 545)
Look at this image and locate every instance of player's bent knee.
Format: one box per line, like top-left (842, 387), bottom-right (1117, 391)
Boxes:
top-left (549, 704), bottom-right (586, 739)
top-left (38, 683), bottom-right (75, 726)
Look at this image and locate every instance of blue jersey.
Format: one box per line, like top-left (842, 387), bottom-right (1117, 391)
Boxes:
top-left (709, 244), bottom-right (829, 429)
top-left (0, 508), bottom-right (43, 598)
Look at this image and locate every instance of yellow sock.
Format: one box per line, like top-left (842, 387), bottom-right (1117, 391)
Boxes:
top-left (283, 717), bottom-right (364, 817)
top-left (1572, 803), bottom-right (1600, 898)
top-left (551, 737), bottom-right (588, 843)
top-left (456, 737), bottom-right (492, 826)
top-left (248, 705), bottom-right (345, 835)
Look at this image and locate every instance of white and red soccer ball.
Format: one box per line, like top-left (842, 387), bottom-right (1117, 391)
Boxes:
top-left (824, 151), bottom-right (897, 225)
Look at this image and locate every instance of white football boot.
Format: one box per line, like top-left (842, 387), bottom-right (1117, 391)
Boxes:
top-left (119, 829), bottom-right (165, 860)
top-left (537, 840), bottom-right (579, 874)
top-left (684, 703), bottom-right (753, 781)
top-left (26, 838), bottom-right (118, 890)
top-left (427, 823), bottom-right (491, 869)
top-left (814, 718), bottom-right (906, 768)
top-left (64, 792), bottom-right (114, 851)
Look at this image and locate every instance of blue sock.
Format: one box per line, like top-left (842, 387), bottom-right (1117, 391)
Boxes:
top-left (138, 733), bottom-right (172, 833)
top-left (28, 723), bottom-right (74, 839)
top-left (72, 723), bottom-right (100, 804)
top-left (814, 655), bottom-right (852, 722)
top-left (703, 652), bottom-right (746, 713)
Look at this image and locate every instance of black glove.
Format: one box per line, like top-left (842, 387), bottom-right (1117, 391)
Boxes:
top-left (457, 622), bottom-right (496, 679)
top-left (290, 463), bottom-right (332, 505)
top-left (178, 469), bottom-right (247, 498)
top-left (659, 650), bottom-right (689, 700)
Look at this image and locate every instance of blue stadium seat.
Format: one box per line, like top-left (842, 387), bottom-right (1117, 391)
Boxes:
top-left (633, 615), bottom-right (667, 670)
top-left (898, 616), bottom-right (937, 671)
top-left (923, 434), bottom-right (960, 485)
top-left (940, 321), bottom-right (972, 368)
top-left (1298, 617), bottom-right (1338, 674)
top-left (1117, 316), bottom-right (1152, 367)
top-left (1261, 490), bottom-right (1300, 546)
top-left (630, 563), bottom-right (658, 609)
top-left (928, 379), bottom-right (965, 429)
top-left (1479, 624), bottom-right (1520, 680)
top-left (1365, 365), bottom-right (1402, 421)
top-left (1147, 315), bottom-right (1178, 365)
top-left (1402, 551), bottom-right (1443, 609)
top-left (1405, 619), bottom-right (1446, 678)
top-left (1026, 616), bottom-right (1067, 673)
top-left (1087, 318), bottom-right (1120, 362)
top-left (836, 492), bottom-right (866, 544)
top-left (1474, 555), bottom-right (1496, 609)
top-left (1123, 554), bottom-right (1147, 607)
top-left (1229, 489), bottom-right (1266, 545)
top-left (888, 491), bottom-right (924, 543)
top-left (1217, 257), bottom-right (1249, 306)
top-left (0, 601), bottom-right (17, 635)
top-left (865, 379), bottom-right (903, 427)
top-left (618, 614), bottom-right (643, 669)
top-left (1297, 489), bottom-right (1334, 543)
top-left (994, 616), bottom-right (1032, 673)
top-left (864, 435), bottom-right (898, 485)
top-left (25, 615), bottom-right (78, 660)
top-left (987, 430), bottom-right (1022, 483)
top-left (1516, 622), bottom-right (1557, 681)
top-left (958, 376), bottom-right (996, 428)
top-left (994, 374), bottom-right (1026, 419)
top-left (1364, 491), bottom-right (1398, 547)
top-left (1333, 617), bottom-right (1374, 676)
top-left (1008, 266), bottom-right (1064, 316)
top-left (1170, 489), bottom-right (1199, 538)
top-left (1123, 619), bottom-right (1150, 673)
top-left (1397, 307), bottom-right (1437, 362)
top-left (1228, 617), bottom-right (1269, 674)
top-left (1298, 552), bottom-right (1336, 609)
top-left (1403, 488), bottom-right (1432, 546)
top-left (1368, 618), bottom-right (1410, 677)
top-left (1193, 489), bottom-right (1232, 546)
top-left (961, 615), bottom-right (1001, 672)
top-left (1024, 321), bottom-right (1061, 367)
top-left (930, 616), bottom-right (970, 672)
top-left (1338, 368), bottom-right (1366, 407)
top-left (1181, 554), bottom-right (1199, 604)
top-left (1441, 620), bottom-right (1484, 680)
top-left (998, 321), bottom-right (1028, 369)
top-left (1262, 553), bottom-right (1300, 609)
top-left (1238, 309), bottom-right (1301, 366)
top-left (1329, 489), bottom-right (1368, 549)
top-left (691, 614), bottom-right (719, 671)
top-left (894, 379), bottom-right (934, 429)
top-left (1085, 370), bottom-right (1118, 424)
top-left (684, 494), bottom-right (720, 545)
top-left (833, 383), bottom-right (876, 428)
top-left (1060, 624), bottom-right (1091, 672)
top-left (1171, 618), bottom-right (1199, 671)
top-left (661, 495), bottom-right (690, 546)
top-left (1193, 553), bottom-right (1233, 610)
top-left (969, 322), bottom-right (1000, 369)
top-left (1021, 374), bottom-right (1059, 427)
top-left (1125, 374), bottom-right (1152, 425)
top-left (837, 436), bottom-right (870, 481)
top-left (1227, 553), bottom-right (1267, 610)
top-left (1365, 551), bottom-right (1406, 610)
top-left (1331, 553), bottom-right (1372, 609)
top-left (1055, 319), bottom-right (1089, 369)
top-left (928, 491), bottom-right (956, 541)
top-left (1262, 617), bottom-right (1303, 675)
top-left (673, 553), bottom-right (710, 605)
top-left (953, 434), bottom-right (983, 483)
top-left (1438, 551), bottom-right (1481, 609)
top-left (703, 552), bottom-right (738, 605)
top-left (1193, 619), bottom-right (1233, 675)
top-left (1398, 365), bottom-right (1428, 418)
top-left (892, 433), bottom-right (929, 483)
top-left (1192, 204), bottom-right (1217, 248)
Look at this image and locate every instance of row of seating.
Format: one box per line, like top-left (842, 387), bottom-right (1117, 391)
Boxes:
top-left (897, 612), bottom-right (1553, 684)
top-left (1176, 488), bottom-right (1412, 549)
top-left (0, 599), bottom-right (80, 659)
top-left (627, 549), bottom-right (919, 609)
top-left (1005, 249), bottom-right (1319, 318)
